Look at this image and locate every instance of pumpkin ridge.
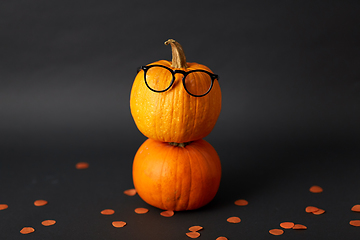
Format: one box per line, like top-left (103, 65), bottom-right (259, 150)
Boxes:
top-left (199, 140), bottom-right (221, 204)
top-left (206, 89), bottom-right (211, 134)
top-left (191, 95), bottom-right (199, 141)
top-left (159, 67), bottom-right (170, 140)
top-left (153, 94), bottom-right (158, 140)
top-left (158, 142), bottom-right (171, 210)
top-left (191, 142), bottom-right (213, 207)
top-left (142, 139), bottom-right (163, 207)
top-left (181, 78), bottom-right (186, 141)
top-left (175, 145), bottom-right (184, 210)
top-left (172, 144), bottom-right (181, 210)
top-left (193, 74), bottom-right (204, 139)
top-left (192, 144), bottom-right (205, 208)
top-left (158, 71), bottom-right (166, 141)
top-left (185, 148), bottom-right (192, 210)
top-left (155, 82), bottom-right (164, 141)
top-left (176, 75), bottom-right (186, 142)
top-left (170, 78), bottom-right (176, 141)
top-left (173, 144), bottom-right (178, 210)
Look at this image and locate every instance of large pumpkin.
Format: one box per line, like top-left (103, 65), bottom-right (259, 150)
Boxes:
top-left (130, 39), bottom-right (221, 143)
top-left (132, 138), bottom-right (221, 211)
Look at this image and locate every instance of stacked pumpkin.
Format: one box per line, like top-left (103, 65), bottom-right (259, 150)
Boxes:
top-left (130, 39), bottom-right (222, 211)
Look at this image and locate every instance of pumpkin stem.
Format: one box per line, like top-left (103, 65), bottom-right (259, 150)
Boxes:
top-left (169, 142), bottom-right (191, 148)
top-left (164, 39), bottom-right (188, 69)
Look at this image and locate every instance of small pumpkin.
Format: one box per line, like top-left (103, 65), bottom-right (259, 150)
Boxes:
top-left (132, 138), bottom-right (221, 211)
top-left (130, 39), bottom-right (221, 143)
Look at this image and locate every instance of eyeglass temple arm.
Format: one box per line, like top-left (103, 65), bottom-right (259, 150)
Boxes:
top-left (137, 67), bottom-right (143, 73)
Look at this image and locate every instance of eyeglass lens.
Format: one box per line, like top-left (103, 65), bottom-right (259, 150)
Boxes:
top-left (184, 71), bottom-right (212, 96)
top-left (145, 66), bottom-right (213, 96)
top-left (145, 66), bottom-right (173, 92)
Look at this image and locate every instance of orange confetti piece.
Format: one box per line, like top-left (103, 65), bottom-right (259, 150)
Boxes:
top-left (227, 216), bottom-right (241, 223)
top-left (134, 207), bottom-right (149, 214)
top-left (309, 185), bottom-right (323, 193)
top-left (305, 206), bottom-right (319, 213)
top-left (186, 231), bottom-right (200, 238)
top-left (312, 208), bottom-right (325, 215)
top-left (41, 220), bottom-right (56, 226)
top-left (292, 224), bottom-right (307, 230)
top-left (160, 210), bottom-right (174, 217)
top-left (216, 237), bottom-right (228, 240)
top-left (189, 226), bottom-right (203, 232)
top-left (101, 209), bottom-right (115, 215)
top-left (123, 188), bottom-right (137, 196)
top-left (34, 200), bottom-right (48, 206)
top-left (112, 221), bottom-right (127, 228)
top-left (280, 222), bottom-right (294, 229)
top-left (76, 162), bottom-right (89, 169)
top-left (0, 204), bottom-right (8, 210)
top-left (234, 199), bottom-right (248, 206)
top-left (20, 227), bottom-right (35, 234)
top-left (269, 229), bottom-right (284, 235)
top-left (351, 205), bottom-right (360, 212)
top-left (350, 220), bottom-right (360, 227)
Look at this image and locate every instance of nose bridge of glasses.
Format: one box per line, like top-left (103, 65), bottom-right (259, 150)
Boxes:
top-left (171, 71), bottom-right (184, 88)
top-left (173, 69), bottom-right (186, 75)
top-left (171, 70), bottom-right (185, 82)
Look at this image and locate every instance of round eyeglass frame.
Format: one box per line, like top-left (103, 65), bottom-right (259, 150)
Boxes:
top-left (137, 64), bottom-right (219, 97)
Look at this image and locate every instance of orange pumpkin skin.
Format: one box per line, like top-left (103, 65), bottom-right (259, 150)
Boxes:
top-left (130, 60), bottom-right (221, 143)
top-left (132, 138), bottom-right (221, 211)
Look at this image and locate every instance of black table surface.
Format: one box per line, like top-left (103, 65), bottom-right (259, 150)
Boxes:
top-left (1, 138), bottom-right (360, 240)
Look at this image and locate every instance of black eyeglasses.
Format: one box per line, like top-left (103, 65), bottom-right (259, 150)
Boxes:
top-left (137, 64), bottom-right (219, 97)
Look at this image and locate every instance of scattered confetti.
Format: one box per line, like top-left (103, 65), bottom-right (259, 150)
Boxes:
top-left (189, 226), bottom-right (203, 232)
top-left (0, 204), bottom-right (8, 210)
top-left (216, 237), bottom-right (228, 240)
top-left (112, 221), bottom-right (127, 228)
top-left (186, 231), bottom-right (200, 238)
top-left (305, 206), bottom-right (325, 215)
top-left (41, 220), bottom-right (56, 226)
top-left (34, 200), bottom-right (48, 207)
top-left (292, 224), bottom-right (307, 230)
top-left (123, 189), bottom-right (137, 196)
top-left (234, 199), bottom-right (248, 206)
top-left (20, 227), bottom-right (35, 234)
top-left (135, 207), bottom-right (149, 214)
top-left (309, 185), bottom-right (323, 193)
top-left (76, 162), bottom-right (89, 169)
top-left (280, 222), bottom-right (294, 229)
top-left (351, 205), bottom-right (360, 212)
top-left (227, 216), bottom-right (241, 223)
top-left (312, 208), bottom-right (325, 215)
top-left (160, 210), bottom-right (174, 217)
top-left (305, 206), bottom-right (319, 213)
top-left (101, 209), bottom-right (115, 215)
top-left (269, 229), bottom-right (284, 235)
top-left (350, 220), bottom-right (360, 227)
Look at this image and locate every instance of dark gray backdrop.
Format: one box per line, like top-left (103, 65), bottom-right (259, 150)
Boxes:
top-left (1, 1), bottom-right (359, 239)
